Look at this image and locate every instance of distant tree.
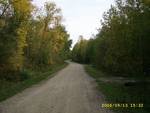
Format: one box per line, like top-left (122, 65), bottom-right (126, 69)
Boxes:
top-left (72, 36), bottom-right (87, 63)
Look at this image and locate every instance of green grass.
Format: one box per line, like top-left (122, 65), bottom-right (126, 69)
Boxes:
top-left (85, 65), bottom-right (150, 113)
top-left (0, 62), bottom-right (68, 102)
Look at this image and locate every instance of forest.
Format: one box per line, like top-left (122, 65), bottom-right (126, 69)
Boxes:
top-left (0, 0), bottom-right (72, 101)
top-left (72, 0), bottom-right (150, 77)
top-left (0, 0), bottom-right (72, 81)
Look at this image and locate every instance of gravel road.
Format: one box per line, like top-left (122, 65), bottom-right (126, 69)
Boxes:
top-left (0, 62), bottom-right (113, 113)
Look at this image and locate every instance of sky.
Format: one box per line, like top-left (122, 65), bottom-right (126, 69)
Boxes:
top-left (33, 0), bottom-right (115, 46)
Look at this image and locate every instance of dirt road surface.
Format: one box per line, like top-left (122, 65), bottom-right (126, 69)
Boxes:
top-left (0, 62), bottom-right (113, 113)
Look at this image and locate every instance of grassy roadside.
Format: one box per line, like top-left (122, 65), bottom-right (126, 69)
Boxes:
top-left (85, 65), bottom-right (149, 113)
top-left (0, 62), bottom-right (68, 102)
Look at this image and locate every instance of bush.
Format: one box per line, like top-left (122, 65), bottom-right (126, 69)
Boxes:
top-left (0, 69), bottom-right (31, 82)
top-left (19, 69), bottom-right (31, 81)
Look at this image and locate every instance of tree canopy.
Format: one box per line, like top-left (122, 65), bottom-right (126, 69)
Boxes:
top-left (0, 0), bottom-right (72, 80)
top-left (72, 0), bottom-right (150, 76)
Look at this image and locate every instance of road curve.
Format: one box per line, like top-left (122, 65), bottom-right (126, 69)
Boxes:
top-left (0, 62), bottom-right (113, 113)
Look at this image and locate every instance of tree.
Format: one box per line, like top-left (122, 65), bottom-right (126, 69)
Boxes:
top-left (0, 1), bottom-right (72, 80)
top-left (72, 0), bottom-right (150, 76)
top-left (24, 1), bottom-right (71, 68)
top-left (72, 35), bottom-right (88, 63)
top-left (0, 0), bottom-right (32, 73)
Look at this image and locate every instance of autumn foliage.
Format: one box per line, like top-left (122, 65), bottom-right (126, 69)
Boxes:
top-left (0, 0), bottom-right (72, 80)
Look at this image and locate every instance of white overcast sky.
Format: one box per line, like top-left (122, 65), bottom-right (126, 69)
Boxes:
top-left (33, 0), bottom-right (115, 46)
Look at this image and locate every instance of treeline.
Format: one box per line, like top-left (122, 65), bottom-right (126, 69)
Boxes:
top-left (72, 0), bottom-right (150, 76)
top-left (0, 0), bottom-right (72, 80)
